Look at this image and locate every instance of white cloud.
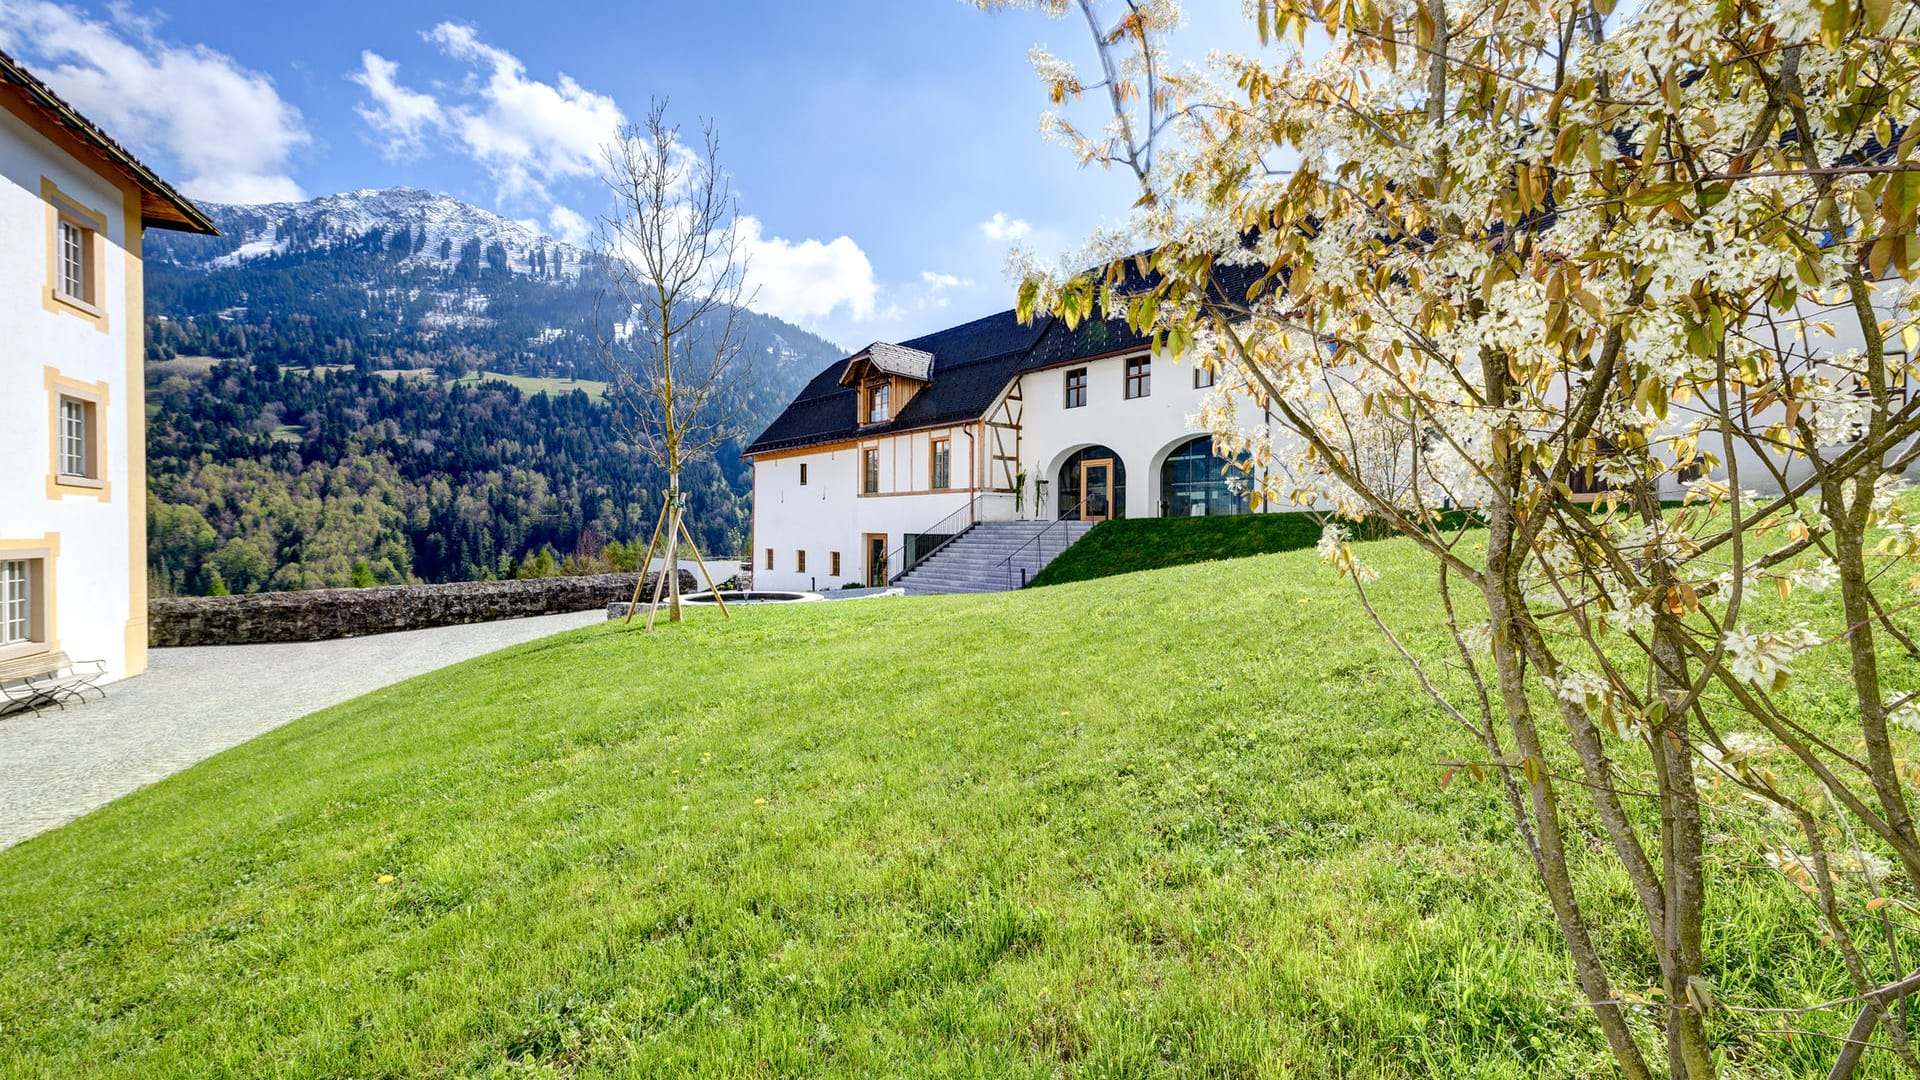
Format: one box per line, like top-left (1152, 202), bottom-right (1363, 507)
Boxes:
top-left (0, 1), bottom-right (308, 203)
top-left (350, 51), bottom-right (443, 159)
top-left (420, 23), bottom-right (625, 202)
top-left (917, 270), bottom-right (973, 310)
top-left (735, 215), bottom-right (878, 324)
top-left (346, 22), bottom-right (881, 333)
top-left (348, 23), bottom-right (624, 238)
top-left (546, 205), bottom-right (591, 247)
top-left (980, 212), bottom-right (1032, 241)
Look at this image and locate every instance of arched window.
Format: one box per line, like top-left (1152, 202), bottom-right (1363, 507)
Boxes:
top-left (1056, 445), bottom-right (1126, 520)
top-left (1159, 436), bottom-right (1250, 517)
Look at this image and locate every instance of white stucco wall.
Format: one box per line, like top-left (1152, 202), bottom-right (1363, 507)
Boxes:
top-left (752, 439), bottom-right (988, 592)
top-left (1013, 347), bottom-right (1256, 520)
top-left (749, 346), bottom-right (1254, 590)
top-left (0, 105), bottom-right (144, 681)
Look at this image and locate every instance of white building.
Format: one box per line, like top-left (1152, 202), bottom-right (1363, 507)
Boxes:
top-left (0, 49), bottom-right (217, 681)
top-left (745, 275), bottom-right (1915, 594)
top-left (745, 307), bottom-right (1263, 592)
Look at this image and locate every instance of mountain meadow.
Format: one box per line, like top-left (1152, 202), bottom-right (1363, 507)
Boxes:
top-left (140, 188), bottom-right (842, 595)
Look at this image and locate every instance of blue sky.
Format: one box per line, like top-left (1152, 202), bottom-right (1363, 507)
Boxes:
top-left (0, 1), bottom-right (1261, 349)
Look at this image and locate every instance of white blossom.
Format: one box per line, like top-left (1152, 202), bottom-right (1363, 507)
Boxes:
top-left (1723, 624), bottom-right (1823, 688)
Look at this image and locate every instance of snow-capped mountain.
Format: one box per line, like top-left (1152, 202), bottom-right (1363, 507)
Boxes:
top-left (150, 187), bottom-right (591, 280)
top-left (141, 186), bottom-right (843, 424)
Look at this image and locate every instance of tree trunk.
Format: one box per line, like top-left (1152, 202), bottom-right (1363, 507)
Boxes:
top-left (1485, 503), bottom-right (1655, 1080)
top-left (668, 477), bottom-right (684, 624)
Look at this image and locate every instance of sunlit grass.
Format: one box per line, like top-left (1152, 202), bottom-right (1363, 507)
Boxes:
top-left (446, 370), bottom-right (611, 399)
top-left (0, 537), bottom-right (1878, 1077)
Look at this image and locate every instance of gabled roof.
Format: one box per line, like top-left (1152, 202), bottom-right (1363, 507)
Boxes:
top-left (841, 341), bottom-right (935, 384)
top-left (745, 309), bottom-right (1056, 456)
top-left (743, 252), bottom-right (1278, 458)
top-left (0, 48), bottom-right (218, 235)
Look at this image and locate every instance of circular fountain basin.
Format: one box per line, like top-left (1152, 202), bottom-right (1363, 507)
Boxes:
top-left (682, 590), bottom-right (823, 605)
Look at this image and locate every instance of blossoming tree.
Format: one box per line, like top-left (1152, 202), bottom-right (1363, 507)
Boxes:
top-left (984, 0), bottom-right (1920, 1074)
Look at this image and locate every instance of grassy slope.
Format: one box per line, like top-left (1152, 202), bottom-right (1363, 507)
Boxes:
top-left (0, 541), bottom-right (1858, 1078)
top-left (1028, 514), bottom-right (1331, 587)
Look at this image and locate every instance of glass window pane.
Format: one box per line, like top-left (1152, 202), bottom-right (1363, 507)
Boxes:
top-left (60, 399), bottom-right (88, 476)
top-left (59, 221), bottom-right (85, 300)
top-left (1159, 436), bottom-right (1249, 517)
top-left (1, 561), bottom-right (28, 645)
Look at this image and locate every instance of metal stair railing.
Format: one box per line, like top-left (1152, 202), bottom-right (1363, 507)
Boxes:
top-left (881, 491), bottom-right (1015, 586)
top-left (995, 499), bottom-right (1095, 591)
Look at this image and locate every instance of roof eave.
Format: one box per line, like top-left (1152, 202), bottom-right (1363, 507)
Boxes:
top-left (0, 49), bottom-right (218, 236)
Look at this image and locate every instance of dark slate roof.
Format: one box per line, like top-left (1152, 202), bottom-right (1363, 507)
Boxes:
top-left (1014, 256), bottom-right (1269, 374)
top-left (745, 309), bottom-right (1054, 455)
top-left (742, 258), bottom-right (1276, 457)
top-left (1018, 314), bottom-right (1150, 373)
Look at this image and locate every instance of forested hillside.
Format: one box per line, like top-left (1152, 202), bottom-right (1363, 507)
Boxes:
top-left (140, 188), bottom-right (846, 595)
top-left (146, 361), bottom-right (752, 594)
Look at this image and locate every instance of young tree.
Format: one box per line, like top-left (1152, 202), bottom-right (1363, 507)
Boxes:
top-left (986, 0), bottom-right (1920, 1074)
top-left (596, 101), bottom-right (754, 627)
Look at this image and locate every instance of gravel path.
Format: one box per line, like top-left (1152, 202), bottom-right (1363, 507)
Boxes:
top-left (0, 610), bottom-right (606, 851)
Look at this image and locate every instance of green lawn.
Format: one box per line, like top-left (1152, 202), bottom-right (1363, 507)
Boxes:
top-left (0, 540), bottom-right (1863, 1077)
top-left (1029, 513), bottom-right (1336, 586)
top-left (1029, 512), bottom-right (1481, 588)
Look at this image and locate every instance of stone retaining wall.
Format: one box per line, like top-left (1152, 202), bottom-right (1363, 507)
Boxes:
top-left (148, 571), bottom-right (699, 647)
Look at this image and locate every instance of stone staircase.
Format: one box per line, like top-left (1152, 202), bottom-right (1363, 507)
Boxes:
top-left (895, 520), bottom-right (1099, 595)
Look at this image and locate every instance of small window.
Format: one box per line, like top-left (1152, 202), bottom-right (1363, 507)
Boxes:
top-left (866, 383), bottom-right (891, 424)
top-left (0, 558), bottom-right (47, 654)
top-left (831, 551), bottom-right (841, 576)
top-left (1125, 356), bottom-right (1151, 399)
top-left (54, 215), bottom-right (96, 309)
top-left (797, 550), bottom-right (807, 573)
top-left (931, 439), bottom-right (951, 490)
top-left (863, 448), bottom-right (880, 494)
top-left (1569, 438), bottom-right (1623, 497)
top-left (765, 548), bottom-right (774, 570)
top-left (799, 462), bottom-right (808, 486)
top-left (57, 396), bottom-right (95, 480)
top-left (1064, 368), bottom-right (1087, 409)
top-left (1194, 365), bottom-right (1216, 389)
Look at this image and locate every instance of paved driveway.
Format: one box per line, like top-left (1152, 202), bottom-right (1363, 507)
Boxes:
top-left (0, 610), bottom-right (606, 851)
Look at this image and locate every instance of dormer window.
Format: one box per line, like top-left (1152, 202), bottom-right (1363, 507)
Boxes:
top-left (841, 342), bottom-right (932, 427)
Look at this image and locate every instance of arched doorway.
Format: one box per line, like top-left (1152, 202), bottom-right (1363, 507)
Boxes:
top-left (1057, 445), bottom-right (1126, 520)
top-left (1158, 436), bottom-right (1250, 517)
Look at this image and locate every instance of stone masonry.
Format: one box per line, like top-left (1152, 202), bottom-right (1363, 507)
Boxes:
top-left (148, 571), bottom-right (699, 647)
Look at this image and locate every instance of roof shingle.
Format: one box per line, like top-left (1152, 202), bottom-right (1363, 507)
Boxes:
top-left (743, 257), bottom-right (1275, 457)
top-left (745, 309), bottom-right (1056, 455)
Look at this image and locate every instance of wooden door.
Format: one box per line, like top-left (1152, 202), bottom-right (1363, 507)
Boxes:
top-left (1079, 458), bottom-right (1114, 521)
top-left (866, 534), bottom-right (888, 587)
